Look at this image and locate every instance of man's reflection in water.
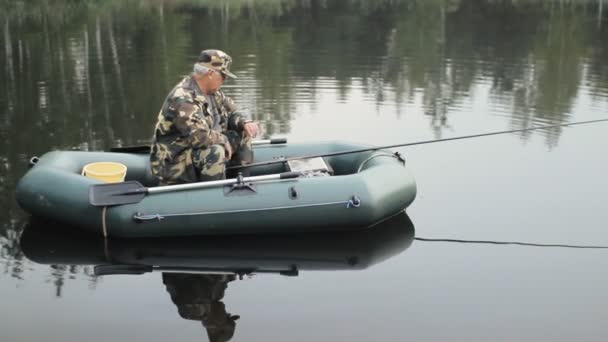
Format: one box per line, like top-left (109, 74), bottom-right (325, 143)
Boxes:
top-left (163, 273), bottom-right (240, 342)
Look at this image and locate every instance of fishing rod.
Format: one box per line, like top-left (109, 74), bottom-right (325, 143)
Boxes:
top-left (228, 118), bottom-right (608, 170)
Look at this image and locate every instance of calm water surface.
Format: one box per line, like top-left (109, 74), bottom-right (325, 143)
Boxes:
top-left (1, 1), bottom-right (608, 341)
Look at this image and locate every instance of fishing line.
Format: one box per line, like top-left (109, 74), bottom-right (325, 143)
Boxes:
top-left (228, 117), bottom-right (608, 170)
top-left (414, 237), bottom-right (608, 249)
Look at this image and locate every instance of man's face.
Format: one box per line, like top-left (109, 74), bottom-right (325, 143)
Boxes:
top-left (208, 70), bottom-right (225, 92)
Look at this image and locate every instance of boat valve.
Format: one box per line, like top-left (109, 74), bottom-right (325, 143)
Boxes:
top-left (28, 156), bottom-right (40, 168)
top-left (225, 172), bottom-right (257, 195)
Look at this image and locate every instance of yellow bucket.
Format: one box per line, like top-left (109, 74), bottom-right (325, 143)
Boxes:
top-left (81, 162), bottom-right (127, 183)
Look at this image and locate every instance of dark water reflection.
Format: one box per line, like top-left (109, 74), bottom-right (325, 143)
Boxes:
top-left (18, 212), bottom-right (414, 341)
top-left (1, 0), bottom-right (608, 341)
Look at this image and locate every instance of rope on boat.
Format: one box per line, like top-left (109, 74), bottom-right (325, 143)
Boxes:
top-left (356, 153), bottom-right (403, 173)
top-left (103, 237), bottom-right (111, 263)
top-left (101, 206), bottom-right (111, 262)
top-left (132, 195), bottom-right (362, 222)
top-left (102, 206), bottom-right (108, 238)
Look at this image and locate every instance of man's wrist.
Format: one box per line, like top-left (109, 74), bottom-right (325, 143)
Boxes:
top-left (239, 119), bottom-right (253, 131)
top-left (220, 133), bottom-right (229, 145)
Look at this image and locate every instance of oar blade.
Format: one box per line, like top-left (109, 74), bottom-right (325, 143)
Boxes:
top-left (89, 181), bottom-right (147, 206)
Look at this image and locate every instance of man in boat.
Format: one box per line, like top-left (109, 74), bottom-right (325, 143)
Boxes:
top-left (150, 49), bottom-right (259, 185)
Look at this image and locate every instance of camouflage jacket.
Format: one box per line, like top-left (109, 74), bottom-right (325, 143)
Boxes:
top-left (150, 76), bottom-right (248, 165)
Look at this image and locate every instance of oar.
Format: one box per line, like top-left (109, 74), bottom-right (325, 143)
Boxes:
top-left (89, 171), bottom-right (301, 206)
top-left (252, 138), bottom-right (287, 145)
top-left (109, 138), bottom-right (287, 153)
top-left (227, 118), bottom-right (608, 170)
top-left (94, 264), bottom-right (299, 277)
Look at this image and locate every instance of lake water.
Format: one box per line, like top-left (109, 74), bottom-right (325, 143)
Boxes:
top-left (1, 1), bottom-right (608, 341)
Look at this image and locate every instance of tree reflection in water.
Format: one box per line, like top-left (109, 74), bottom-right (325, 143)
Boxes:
top-left (2, 0), bottom-right (608, 289)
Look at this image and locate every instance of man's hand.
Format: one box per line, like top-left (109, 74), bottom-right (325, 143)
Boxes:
top-left (243, 121), bottom-right (259, 138)
top-left (224, 142), bottom-right (233, 160)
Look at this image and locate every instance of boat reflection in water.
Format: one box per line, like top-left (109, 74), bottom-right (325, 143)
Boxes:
top-left (20, 211), bottom-right (415, 342)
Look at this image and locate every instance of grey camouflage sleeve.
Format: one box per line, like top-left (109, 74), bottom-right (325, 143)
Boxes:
top-left (172, 99), bottom-right (227, 148)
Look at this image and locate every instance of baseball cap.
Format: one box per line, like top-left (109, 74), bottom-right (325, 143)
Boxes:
top-left (197, 49), bottom-right (237, 79)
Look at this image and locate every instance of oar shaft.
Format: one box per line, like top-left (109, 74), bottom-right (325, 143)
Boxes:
top-left (147, 171), bottom-right (300, 194)
top-left (252, 138), bottom-right (287, 145)
top-left (152, 266), bottom-right (293, 275)
top-left (95, 265), bottom-right (296, 276)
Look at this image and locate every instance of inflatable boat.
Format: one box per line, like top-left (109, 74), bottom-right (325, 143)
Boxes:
top-left (15, 141), bottom-right (416, 237)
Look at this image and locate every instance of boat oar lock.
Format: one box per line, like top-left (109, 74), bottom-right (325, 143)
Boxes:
top-left (89, 171), bottom-right (301, 206)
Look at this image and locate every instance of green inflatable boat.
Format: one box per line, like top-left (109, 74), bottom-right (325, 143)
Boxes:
top-left (16, 141), bottom-right (416, 237)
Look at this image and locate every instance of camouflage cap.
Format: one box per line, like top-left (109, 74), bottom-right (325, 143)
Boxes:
top-left (197, 49), bottom-right (237, 79)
